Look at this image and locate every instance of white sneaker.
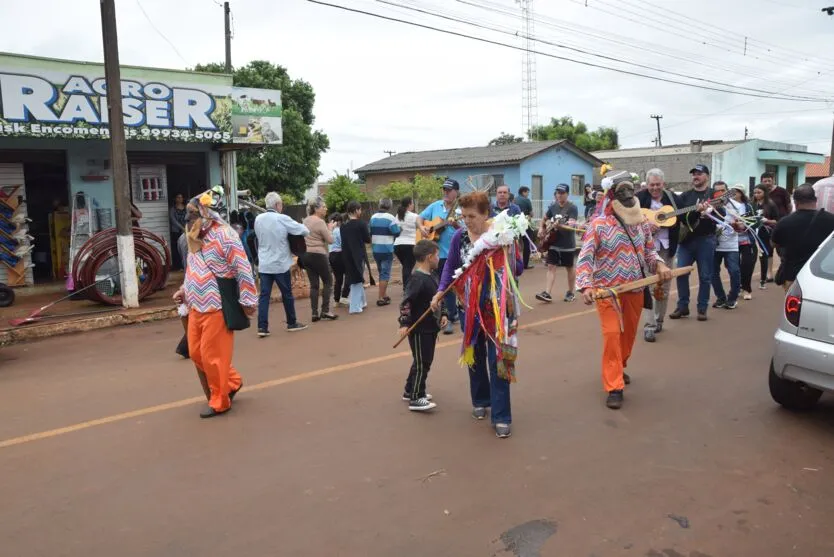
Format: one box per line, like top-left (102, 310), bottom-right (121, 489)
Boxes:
top-left (743, 292), bottom-right (752, 300)
top-left (339, 297), bottom-right (350, 306)
top-left (402, 393), bottom-right (433, 401)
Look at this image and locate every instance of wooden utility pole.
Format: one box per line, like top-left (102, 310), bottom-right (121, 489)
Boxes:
top-left (100, 0), bottom-right (139, 308)
top-left (224, 2), bottom-right (232, 73)
top-left (650, 114), bottom-right (663, 147)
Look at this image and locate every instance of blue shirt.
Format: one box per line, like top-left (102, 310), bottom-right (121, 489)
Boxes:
top-left (329, 227), bottom-right (342, 253)
top-left (369, 212), bottom-right (401, 255)
top-left (420, 200), bottom-right (462, 259)
top-left (492, 202), bottom-right (521, 217)
top-left (254, 209), bottom-right (309, 274)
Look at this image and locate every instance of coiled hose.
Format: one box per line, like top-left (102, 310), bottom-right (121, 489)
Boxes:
top-left (71, 227), bottom-right (171, 305)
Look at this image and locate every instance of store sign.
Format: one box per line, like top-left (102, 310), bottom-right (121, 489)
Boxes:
top-left (0, 68), bottom-right (282, 144)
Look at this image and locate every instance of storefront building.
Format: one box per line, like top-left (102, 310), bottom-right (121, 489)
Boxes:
top-left (0, 52), bottom-right (281, 287)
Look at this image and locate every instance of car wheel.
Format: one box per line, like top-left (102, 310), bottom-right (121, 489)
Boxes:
top-left (769, 361), bottom-right (822, 411)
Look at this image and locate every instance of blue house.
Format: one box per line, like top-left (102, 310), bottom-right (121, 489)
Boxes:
top-left (355, 140), bottom-right (603, 216)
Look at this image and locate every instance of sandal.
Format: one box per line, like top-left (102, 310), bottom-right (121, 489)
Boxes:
top-left (376, 299), bottom-right (390, 307)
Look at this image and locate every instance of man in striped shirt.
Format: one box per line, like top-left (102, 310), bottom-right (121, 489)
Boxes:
top-left (369, 198), bottom-right (401, 306)
top-left (173, 191), bottom-right (257, 419)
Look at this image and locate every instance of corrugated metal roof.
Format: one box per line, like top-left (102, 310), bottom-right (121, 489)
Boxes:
top-left (593, 140), bottom-right (744, 159)
top-left (355, 140), bottom-right (601, 174)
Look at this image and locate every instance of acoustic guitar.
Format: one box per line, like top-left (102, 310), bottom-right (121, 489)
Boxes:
top-left (538, 216), bottom-right (584, 251)
top-left (641, 190), bottom-right (731, 228)
top-left (416, 199), bottom-right (460, 242)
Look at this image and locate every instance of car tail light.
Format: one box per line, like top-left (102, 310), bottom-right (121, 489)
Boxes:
top-left (785, 281), bottom-right (802, 328)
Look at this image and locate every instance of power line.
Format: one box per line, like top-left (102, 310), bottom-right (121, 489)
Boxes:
top-left (135, 0), bottom-right (190, 66)
top-left (453, 0), bottom-right (831, 96)
top-left (374, 0), bottom-right (829, 101)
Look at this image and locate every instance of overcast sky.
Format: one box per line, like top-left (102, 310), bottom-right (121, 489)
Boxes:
top-left (2, 0), bottom-right (833, 181)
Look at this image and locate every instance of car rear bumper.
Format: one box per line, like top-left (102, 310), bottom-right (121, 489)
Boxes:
top-left (773, 328), bottom-right (834, 392)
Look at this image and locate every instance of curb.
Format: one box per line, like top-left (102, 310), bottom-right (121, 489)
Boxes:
top-left (0, 307), bottom-right (178, 347)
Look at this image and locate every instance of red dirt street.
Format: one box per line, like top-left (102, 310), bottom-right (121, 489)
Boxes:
top-left (1, 267), bottom-right (833, 557)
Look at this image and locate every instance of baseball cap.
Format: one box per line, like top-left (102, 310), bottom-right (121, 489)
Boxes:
top-left (442, 178), bottom-right (460, 190)
top-left (555, 184), bottom-right (569, 194)
top-left (690, 164), bottom-right (710, 175)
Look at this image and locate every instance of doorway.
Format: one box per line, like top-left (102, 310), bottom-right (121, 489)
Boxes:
top-left (786, 166), bottom-right (799, 194)
top-left (22, 155), bottom-right (69, 284)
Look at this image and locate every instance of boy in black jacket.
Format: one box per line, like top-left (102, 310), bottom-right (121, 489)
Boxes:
top-left (398, 240), bottom-right (448, 411)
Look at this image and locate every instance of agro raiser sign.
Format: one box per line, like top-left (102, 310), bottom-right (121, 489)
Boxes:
top-left (0, 65), bottom-right (281, 144)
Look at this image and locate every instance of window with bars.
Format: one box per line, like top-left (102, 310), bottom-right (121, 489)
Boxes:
top-left (136, 176), bottom-right (165, 202)
top-left (571, 174), bottom-right (585, 196)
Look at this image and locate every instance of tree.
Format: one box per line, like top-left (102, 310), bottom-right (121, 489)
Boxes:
top-left (192, 61), bottom-right (330, 200)
top-left (488, 132), bottom-right (524, 146)
top-left (374, 174), bottom-right (443, 212)
top-left (324, 172), bottom-right (366, 213)
top-left (530, 116), bottom-right (618, 151)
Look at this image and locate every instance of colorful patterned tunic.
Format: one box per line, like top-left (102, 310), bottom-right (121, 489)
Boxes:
top-left (184, 223), bottom-right (257, 313)
top-left (576, 214), bottom-right (661, 291)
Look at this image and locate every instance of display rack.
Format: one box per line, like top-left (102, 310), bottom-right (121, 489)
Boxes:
top-left (0, 185), bottom-right (33, 287)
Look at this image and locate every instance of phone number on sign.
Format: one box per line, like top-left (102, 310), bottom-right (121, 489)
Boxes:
top-left (128, 128), bottom-right (233, 141)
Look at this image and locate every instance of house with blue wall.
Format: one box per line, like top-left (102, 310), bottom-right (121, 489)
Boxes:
top-left (593, 139), bottom-right (824, 194)
top-left (355, 140), bottom-right (603, 217)
top-left (0, 51), bottom-right (282, 287)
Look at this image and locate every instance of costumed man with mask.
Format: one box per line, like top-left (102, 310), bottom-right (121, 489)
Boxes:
top-left (576, 171), bottom-right (672, 410)
top-left (173, 188), bottom-right (258, 418)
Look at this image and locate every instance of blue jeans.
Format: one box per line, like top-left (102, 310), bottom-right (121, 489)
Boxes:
top-left (349, 282), bottom-right (366, 313)
top-left (712, 250), bottom-right (741, 304)
top-left (676, 235), bottom-right (716, 314)
top-left (438, 258), bottom-right (459, 323)
top-left (460, 309), bottom-right (511, 424)
top-left (373, 252), bottom-right (393, 282)
top-left (258, 272), bottom-right (296, 331)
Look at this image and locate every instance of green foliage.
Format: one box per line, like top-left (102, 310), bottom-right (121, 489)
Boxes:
top-left (324, 173), bottom-right (366, 213)
top-left (373, 175), bottom-right (443, 212)
top-left (530, 116), bottom-right (619, 151)
top-left (192, 61), bottom-right (330, 200)
top-left (488, 132), bottom-right (524, 146)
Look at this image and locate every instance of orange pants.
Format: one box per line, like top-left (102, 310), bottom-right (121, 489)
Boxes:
top-left (188, 310), bottom-right (243, 412)
top-left (596, 291), bottom-right (643, 392)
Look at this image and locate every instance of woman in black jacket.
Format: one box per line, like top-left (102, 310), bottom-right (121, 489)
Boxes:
top-left (339, 201), bottom-right (371, 314)
top-left (751, 184), bottom-right (780, 289)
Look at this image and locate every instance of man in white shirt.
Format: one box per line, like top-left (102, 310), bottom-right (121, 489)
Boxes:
top-left (636, 168), bottom-right (680, 343)
top-left (710, 181), bottom-right (742, 310)
top-left (254, 192), bottom-right (310, 336)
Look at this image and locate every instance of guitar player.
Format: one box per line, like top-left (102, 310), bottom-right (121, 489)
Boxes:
top-left (669, 164), bottom-right (719, 322)
top-left (636, 168), bottom-right (680, 343)
top-left (417, 178), bottom-right (462, 334)
top-left (535, 184), bottom-right (579, 303)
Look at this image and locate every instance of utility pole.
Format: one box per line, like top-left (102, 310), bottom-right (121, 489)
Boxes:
top-left (744, 126), bottom-right (749, 140)
top-left (383, 150), bottom-right (396, 157)
top-left (650, 114), bottom-right (663, 147)
top-left (100, 0), bottom-right (139, 308)
top-left (224, 2), bottom-right (232, 73)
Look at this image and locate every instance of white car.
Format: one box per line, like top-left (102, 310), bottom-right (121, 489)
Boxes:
top-left (770, 231), bottom-right (834, 410)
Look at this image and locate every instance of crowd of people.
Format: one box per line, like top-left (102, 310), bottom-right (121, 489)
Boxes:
top-left (171, 167), bottom-right (834, 433)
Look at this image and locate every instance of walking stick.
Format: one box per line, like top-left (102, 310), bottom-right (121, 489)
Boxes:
top-left (366, 257), bottom-right (376, 286)
top-left (392, 281), bottom-right (458, 349)
top-left (591, 266), bottom-right (694, 299)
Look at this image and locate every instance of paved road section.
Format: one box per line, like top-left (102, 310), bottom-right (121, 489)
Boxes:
top-left (1, 268), bottom-right (833, 557)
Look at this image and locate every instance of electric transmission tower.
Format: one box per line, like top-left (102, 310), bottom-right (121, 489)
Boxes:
top-left (517, 0), bottom-right (538, 141)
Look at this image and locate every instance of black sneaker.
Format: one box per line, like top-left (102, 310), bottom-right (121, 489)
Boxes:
top-left (287, 322), bottom-right (308, 332)
top-left (669, 308), bottom-right (689, 319)
top-left (535, 291), bottom-right (553, 303)
top-left (725, 301), bottom-right (738, 310)
top-left (564, 291), bottom-right (576, 302)
top-left (697, 312), bottom-right (708, 322)
top-left (712, 300), bottom-right (727, 309)
top-left (321, 312), bottom-right (339, 320)
top-left (408, 397), bottom-right (437, 412)
top-left (311, 315), bottom-right (321, 323)
top-left (402, 393), bottom-right (433, 401)
top-left (623, 372), bottom-right (631, 385)
top-left (257, 328), bottom-right (270, 338)
top-left (606, 390), bottom-right (624, 409)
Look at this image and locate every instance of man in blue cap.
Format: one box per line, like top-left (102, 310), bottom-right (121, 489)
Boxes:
top-left (418, 178), bottom-right (462, 333)
top-left (669, 164), bottom-right (717, 322)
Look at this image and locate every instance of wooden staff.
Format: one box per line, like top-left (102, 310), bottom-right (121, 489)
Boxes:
top-left (592, 265), bottom-right (694, 299)
top-left (392, 281), bottom-right (458, 349)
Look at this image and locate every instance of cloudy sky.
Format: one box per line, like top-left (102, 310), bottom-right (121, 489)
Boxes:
top-left (2, 0), bottom-right (833, 180)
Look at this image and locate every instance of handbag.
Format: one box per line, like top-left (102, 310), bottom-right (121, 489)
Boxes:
top-left (216, 277), bottom-right (251, 331)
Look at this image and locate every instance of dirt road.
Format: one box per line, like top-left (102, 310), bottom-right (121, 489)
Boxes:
top-left (1, 268), bottom-right (832, 557)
